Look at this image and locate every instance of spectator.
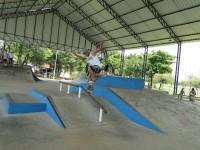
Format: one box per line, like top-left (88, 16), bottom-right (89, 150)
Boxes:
top-left (189, 88), bottom-right (196, 102)
top-left (3, 50), bottom-right (8, 66)
top-left (8, 51), bottom-right (14, 65)
top-left (178, 88), bottom-right (185, 99)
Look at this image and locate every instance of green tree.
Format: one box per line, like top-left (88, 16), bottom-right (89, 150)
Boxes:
top-left (105, 51), bottom-right (120, 75)
top-left (154, 73), bottom-right (173, 90)
top-left (146, 50), bottom-right (175, 87)
top-left (124, 54), bottom-right (143, 78)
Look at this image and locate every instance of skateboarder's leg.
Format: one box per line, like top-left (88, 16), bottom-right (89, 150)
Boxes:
top-left (87, 66), bottom-right (95, 81)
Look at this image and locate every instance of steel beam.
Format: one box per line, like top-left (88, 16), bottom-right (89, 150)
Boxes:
top-left (173, 43), bottom-right (182, 95)
top-left (0, 9), bottom-right (53, 20)
top-left (141, 0), bottom-right (181, 43)
top-left (96, 0), bottom-right (147, 48)
top-left (65, 0), bottom-right (124, 50)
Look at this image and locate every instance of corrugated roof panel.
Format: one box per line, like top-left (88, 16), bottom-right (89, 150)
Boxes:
top-left (34, 14), bottom-right (43, 40)
top-left (125, 36), bottom-right (139, 43)
top-left (104, 0), bottom-right (122, 6)
top-left (116, 38), bottom-right (131, 45)
top-left (58, 3), bottom-right (74, 14)
top-left (72, 30), bottom-right (80, 47)
top-left (190, 22), bottom-right (200, 32)
top-left (114, 28), bottom-right (130, 37)
top-left (75, 19), bottom-right (92, 30)
top-left (25, 15), bottom-right (35, 38)
top-left (17, 6), bottom-right (31, 12)
top-left (153, 0), bottom-right (178, 15)
top-left (182, 7), bottom-right (200, 22)
top-left (139, 32), bottom-right (158, 41)
top-left (99, 21), bottom-right (119, 32)
top-left (123, 43), bottom-right (142, 49)
top-left (163, 12), bottom-right (187, 26)
top-left (43, 13), bottom-right (53, 42)
top-left (67, 11), bottom-right (85, 22)
top-left (6, 18), bottom-right (15, 34)
top-left (135, 8), bottom-right (155, 20)
top-left (172, 25), bottom-right (196, 36)
top-left (2, 8), bottom-right (16, 14)
top-left (58, 19), bottom-right (67, 45)
top-left (105, 19), bottom-right (123, 29)
top-left (0, 19), bottom-right (5, 32)
top-left (173, 0), bottom-right (200, 10)
top-left (81, 0), bottom-right (104, 16)
top-left (99, 10), bottom-right (114, 21)
top-left (30, 5), bottom-right (48, 11)
top-left (151, 29), bottom-right (171, 39)
top-left (84, 27), bottom-right (101, 36)
top-left (145, 19), bottom-right (163, 30)
top-left (98, 34), bottom-right (110, 41)
top-left (147, 39), bottom-right (175, 46)
top-left (51, 14), bottom-right (60, 43)
top-left (180, 34), bottom-right (200, 41)
top-left (130, 23), bottom-right (150, 33)
top-left (91, 13), bottom-right (107, 24)
top-left (124, 0), bottom-right (144, 10)
top-left (112, 1), bottom-right (132, 16)
top-left (122, 12), bottom-right (143, 25)
top-left (79, 35), bottom-right (86, 49)
top-left (65, 26), bottom-right (73, 46)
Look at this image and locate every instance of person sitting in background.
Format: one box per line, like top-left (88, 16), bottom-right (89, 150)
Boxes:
top-left (178, 88), bottom-right (185, 99)
top-left (189, 88), bottom-right (196, 102)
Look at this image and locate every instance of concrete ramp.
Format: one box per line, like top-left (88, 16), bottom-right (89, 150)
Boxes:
top-left (0, 66), bottom-right (38, 82)
top-left (70, 84), bottom-right (161, 133)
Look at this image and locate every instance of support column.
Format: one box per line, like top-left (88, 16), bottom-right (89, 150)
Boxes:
top-left (173, 43), bottom-right (182, 95)
top-left (119, 50), bottom-right (125, 76)
top-left (142, 46), bottom-right (148, 80)
top-left (53, 50), bottom-right (58, 79)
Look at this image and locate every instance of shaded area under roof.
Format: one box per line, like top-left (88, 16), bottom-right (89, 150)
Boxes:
top-left (0, 0), bottom-right (200, 51)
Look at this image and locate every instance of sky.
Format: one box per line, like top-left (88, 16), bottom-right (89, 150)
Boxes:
top-left (125, 41), bottom-right (200, 81)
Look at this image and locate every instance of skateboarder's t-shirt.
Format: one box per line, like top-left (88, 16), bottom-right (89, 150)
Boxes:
top-left (86, 53), bottom-right (102, 67)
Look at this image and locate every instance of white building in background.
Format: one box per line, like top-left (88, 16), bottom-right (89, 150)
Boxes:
top-left (60, 69), bottom-right (71, 79)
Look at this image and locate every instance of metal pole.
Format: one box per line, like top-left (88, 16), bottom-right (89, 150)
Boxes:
top-left (119, 50), bottom-right (125, 76)
top-left (59, 83), bottom-right (62, 92)
top-left (173, 43), bottom-right (182, 95)
top-left (78, 87), bottom-right (81, 98)
top-left (67, 85), bottom-right (70, 94)
top-left (99, 108), bottom-right (103, 122)
top-left (142, 46), bottom-right (148, 80)
top-left (53, 50), bottom-right (58, 79)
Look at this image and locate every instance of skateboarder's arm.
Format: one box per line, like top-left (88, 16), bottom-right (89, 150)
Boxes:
top-left (92, 41), bottom-right (104, 56)
top-left (72, 51), bottom-right (86, 60)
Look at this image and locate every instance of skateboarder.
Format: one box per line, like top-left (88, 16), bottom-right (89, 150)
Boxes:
top-left (72, 41), bottom-right (104, 82)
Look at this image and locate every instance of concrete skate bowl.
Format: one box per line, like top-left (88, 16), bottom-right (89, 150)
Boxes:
top-left (110, 88), bottom-right (200, 133)
top-left (0, 66), bottom-right (40, 82)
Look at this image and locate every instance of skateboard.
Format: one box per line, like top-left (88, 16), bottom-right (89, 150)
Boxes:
top-left (87, 81), bottom-right (94, 94)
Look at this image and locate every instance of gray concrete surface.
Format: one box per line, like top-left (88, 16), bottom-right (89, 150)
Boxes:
top-left (0, 66), bottom-right (35, 82)
top-left (0, 78), bottom-right (200, 150)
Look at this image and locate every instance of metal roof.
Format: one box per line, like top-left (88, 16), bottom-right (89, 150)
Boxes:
top-left (0, 0), bottom-right (200, 51)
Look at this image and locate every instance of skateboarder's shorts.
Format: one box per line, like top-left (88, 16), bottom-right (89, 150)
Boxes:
top-left (90, 65), bottom-right (101, 74)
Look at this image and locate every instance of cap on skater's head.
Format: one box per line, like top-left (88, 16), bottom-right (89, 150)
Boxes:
top-left (83, 49), bottom-right (90, 56)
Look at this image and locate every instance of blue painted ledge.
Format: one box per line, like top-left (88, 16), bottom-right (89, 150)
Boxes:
top-left (28, 90), bottom-right (65, 128)
top-left (95, 76), bottom-right (144, 90)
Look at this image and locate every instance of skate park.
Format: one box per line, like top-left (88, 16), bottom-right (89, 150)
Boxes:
top-left (1, 0), bottom-right (200, 150)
